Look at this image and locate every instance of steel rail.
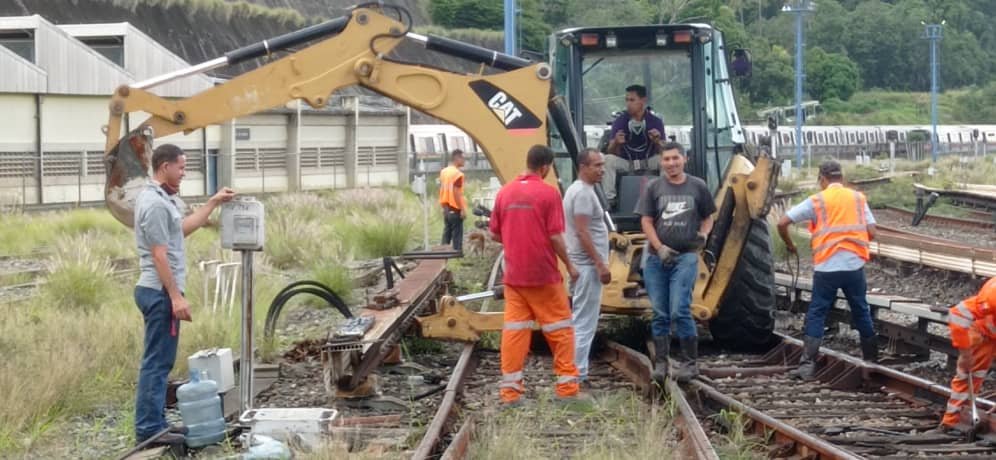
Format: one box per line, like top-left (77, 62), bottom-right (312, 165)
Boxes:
top-left (600, 341), bottom-right (719, 460)
top-left (411, 343), bottom-right (478, 459)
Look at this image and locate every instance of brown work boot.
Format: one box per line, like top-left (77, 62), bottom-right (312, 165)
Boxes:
top-left (924, 424), bottom-right (963, 437)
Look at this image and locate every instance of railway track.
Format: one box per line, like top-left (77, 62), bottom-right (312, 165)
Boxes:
top-left (691, 333), bottom-right (996, 459)
top-left (881, 205), bottom-right (994, 230)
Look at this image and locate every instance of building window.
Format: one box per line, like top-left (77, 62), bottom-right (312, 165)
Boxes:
top-left (80, 37), bottom-right (124, 66)
top-left (0, 32), bottom-right (34, 63)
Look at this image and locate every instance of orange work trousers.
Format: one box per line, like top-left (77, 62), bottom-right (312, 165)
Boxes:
top-left (499, 283), bottom-right (580, 403)
top-left (941, 338), bottom-right (995, 427)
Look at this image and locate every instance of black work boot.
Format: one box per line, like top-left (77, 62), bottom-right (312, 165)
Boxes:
top-left (651, 336), bottom-right (670, 385)
top-left (673, 337), bottom-right (699, 383)
top-left (860, 335), bottom-right (879, 363)
top-left (791, 335), bottom-right (822, 381)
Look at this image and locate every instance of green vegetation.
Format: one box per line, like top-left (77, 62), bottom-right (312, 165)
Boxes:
top-left (110, 0), bottom-right (307, 27)
top-left (0, 188), bottom-right (446, 454)
top-left (425, 0), bottom-right (994, 123)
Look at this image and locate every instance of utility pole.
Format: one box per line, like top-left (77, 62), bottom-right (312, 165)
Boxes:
top-left (922, 21), bottom-right (944, 163)
top-left (504, 0), bottom-right (517, 56)
top-left (782, 0), bottom-right (814, 175)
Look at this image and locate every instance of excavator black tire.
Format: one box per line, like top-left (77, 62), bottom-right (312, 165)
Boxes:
top-left (708, 218), bottom-right (778, 352)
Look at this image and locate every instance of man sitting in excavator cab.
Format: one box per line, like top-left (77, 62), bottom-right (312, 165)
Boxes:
top-left (600, 84), bottom-right (666, 213)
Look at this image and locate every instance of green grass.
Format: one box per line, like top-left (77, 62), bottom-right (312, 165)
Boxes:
top-left (468, 389), bottom-right (679, 459)
top-left (0, 187), bottom-right (452, 454)
top-left (40, 236), bottom-right (116, 312)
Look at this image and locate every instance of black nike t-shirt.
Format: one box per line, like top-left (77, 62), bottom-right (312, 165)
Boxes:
top-left (635, 175), bottom-right (716, 252)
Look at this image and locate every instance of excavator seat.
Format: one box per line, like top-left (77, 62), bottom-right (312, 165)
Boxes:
top-left (611, 172), bottom-right (655, 233)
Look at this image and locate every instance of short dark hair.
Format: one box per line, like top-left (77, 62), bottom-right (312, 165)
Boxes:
top-left (450, 149), bottom-right (464, 158)
top-left (819, 160), bottom-right (843, 180)
top-left (625, 84), bottom-right (647, 98)
top-left (660, 142), bottom-right (685, 156)
top-left (578, 147), bottom-right (600, 166)
top-left (152, 144), bottom-right (185, 172)
top-left (526, 144), bottom-right (554, 170)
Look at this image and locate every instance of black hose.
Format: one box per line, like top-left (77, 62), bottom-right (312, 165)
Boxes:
top-left (263, 281), bottom-right (352, 343)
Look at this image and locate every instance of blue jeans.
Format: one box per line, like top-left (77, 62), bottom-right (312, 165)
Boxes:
top-left (804, 268), bottom-right (876, 339)
top-left (134, 286), bottom-right (180, 441)
top-left (644, 252), bottom-right (699, 339)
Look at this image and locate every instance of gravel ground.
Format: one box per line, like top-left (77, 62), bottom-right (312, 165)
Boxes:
top-left (875, 208), bottom-right (996, 248)
top-left (774, 254), bottom-right (989, 388)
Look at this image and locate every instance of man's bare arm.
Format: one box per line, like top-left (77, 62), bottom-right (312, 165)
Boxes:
top-left (573, 214), bottom-right (605, 266)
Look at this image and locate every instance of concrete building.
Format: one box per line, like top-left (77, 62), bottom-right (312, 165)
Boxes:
top-left (0, 15), bottom-right (409, 208)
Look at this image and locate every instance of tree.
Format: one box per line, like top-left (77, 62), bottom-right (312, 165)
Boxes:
top-left (746, 43), bottom-right (794, 105)
top-left (428, 0), bottom-right (502, 30)
top-left (806, 47), bottom-right (861, 101)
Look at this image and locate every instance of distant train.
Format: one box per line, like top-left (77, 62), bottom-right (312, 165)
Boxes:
top-left (411, 123), bottom-right (996, 167)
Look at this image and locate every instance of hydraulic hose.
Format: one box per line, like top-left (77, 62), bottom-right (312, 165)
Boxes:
top-left (263, 280), bottom-right (352, 343)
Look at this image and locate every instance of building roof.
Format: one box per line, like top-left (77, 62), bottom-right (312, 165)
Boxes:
top-left (59, 22), bottom-right (213, 97)
top-left (0, 40), bottom-right (46, 93)
top-left (0, 15), bottom-right (134, 95)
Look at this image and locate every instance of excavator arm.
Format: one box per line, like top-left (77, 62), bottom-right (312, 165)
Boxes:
top-left (104, 6), bottom-right (572, 227)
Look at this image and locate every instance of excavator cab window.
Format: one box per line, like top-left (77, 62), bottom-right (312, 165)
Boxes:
top-left (551, 25), bottom-right (745, 230)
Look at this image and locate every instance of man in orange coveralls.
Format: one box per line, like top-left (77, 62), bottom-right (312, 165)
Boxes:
top-left (930, 277), bottom-right (996, 436)
top-left (489, 144), bottom-right (588, 407)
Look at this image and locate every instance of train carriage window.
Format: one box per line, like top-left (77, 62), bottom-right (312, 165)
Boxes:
top-left (818, 133), bottom-right (825, 144)
top-left (806, 132), bottom-right (814, 143)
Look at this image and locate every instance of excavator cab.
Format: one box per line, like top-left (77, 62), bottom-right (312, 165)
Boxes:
top-left (549, 25), bottom-right (781, 349)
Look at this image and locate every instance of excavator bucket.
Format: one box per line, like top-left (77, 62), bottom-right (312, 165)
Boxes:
top-left (104, 129), bottom-right (153, 228)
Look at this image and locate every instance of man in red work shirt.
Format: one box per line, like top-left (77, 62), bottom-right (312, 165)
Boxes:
top-left (489, 145), bottom-right (584, 407)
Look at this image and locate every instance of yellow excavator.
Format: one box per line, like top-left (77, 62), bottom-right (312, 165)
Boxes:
top-left (103, 4), bottom-right (779, 351)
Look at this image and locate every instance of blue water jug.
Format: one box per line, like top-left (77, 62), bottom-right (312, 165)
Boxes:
top-left (176, 369), bottom-right (226, 448)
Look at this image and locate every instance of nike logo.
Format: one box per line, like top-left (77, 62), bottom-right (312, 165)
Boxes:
top-left (660, 201), bottom-right (691, 220)
top-left (660, 208), bottom-right (691, 220)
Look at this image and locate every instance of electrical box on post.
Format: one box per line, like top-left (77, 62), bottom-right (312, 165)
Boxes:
top-left (221, 196), bottom-right (265, 251)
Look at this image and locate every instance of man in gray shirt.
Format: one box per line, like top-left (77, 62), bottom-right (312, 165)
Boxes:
top-left (636, 142), bottom-right (715, 384)
top-left (133, 143), bottom-right (234, 445)
top-left (563, 148), bottom-right (611, 385)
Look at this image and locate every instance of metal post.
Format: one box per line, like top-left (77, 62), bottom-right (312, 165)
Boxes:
top-left (503, 0), bottom-right (517, 56)
top-left (783, 1), bottom-right (813, 176)
top-left (239, 250), bottom-right (254, 415)
top-left (923, 23), bottom-right (943, 163)
top-left (889, 140), bottom-right (896, 174)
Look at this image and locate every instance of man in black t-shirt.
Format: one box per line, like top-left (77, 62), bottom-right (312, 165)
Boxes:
top-left (636, 142), bottom-right (716, 385)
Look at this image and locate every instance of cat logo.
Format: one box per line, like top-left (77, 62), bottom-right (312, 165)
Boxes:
top-left (488, 92), bottom-right (523, 126)
top-left (469, 80), bottom-right (542, 134)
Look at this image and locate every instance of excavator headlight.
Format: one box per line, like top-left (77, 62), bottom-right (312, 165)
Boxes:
top-left (655, 32), bottom-right (668, 47)
top-left (605, 33), bottom-right (617, 48)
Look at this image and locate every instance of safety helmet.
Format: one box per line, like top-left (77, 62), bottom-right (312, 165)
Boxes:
top-left (982, 277), bottom-right (996, 310)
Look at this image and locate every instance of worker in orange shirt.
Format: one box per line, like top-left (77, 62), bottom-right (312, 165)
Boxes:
top-left (489, 145), bottom-right (585, 407)
top-left (439, 149), bottom-right (467, 252)
top-left (929, 278), bottom-right (996, 436)
top-left (777, 160), bottom-right (879, 380)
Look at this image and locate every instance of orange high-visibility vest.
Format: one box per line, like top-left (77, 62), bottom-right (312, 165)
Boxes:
top-left (948, 278), bottom-right (996, 349)
top-left (807, 184), bottom-right (871, 265)
top-left (438, 165), bottom-right (465, 210)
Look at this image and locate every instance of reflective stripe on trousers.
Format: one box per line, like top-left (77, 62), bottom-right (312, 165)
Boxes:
top-left (500, 284), bottom-right (580, 403)
top-left (942, 338), bottom-right (995, 427)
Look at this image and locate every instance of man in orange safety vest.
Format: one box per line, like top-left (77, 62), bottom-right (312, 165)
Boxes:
top-left (929, 278), bottom-right (996, 436)
top-left (776, 160), bottom-right (879, 380)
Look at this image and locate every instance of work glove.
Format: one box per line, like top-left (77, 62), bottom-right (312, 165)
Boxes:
top-left (656, 244), bottom-right (678, 265)
top-left (694, 232), bottom-right (708, 250)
